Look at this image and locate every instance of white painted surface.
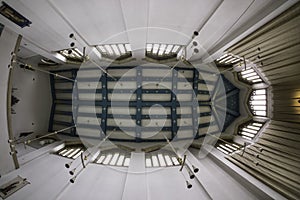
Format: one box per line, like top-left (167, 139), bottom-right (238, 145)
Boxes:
top-left (18, 46), bottom-right (37, 59)
top-left (122, 152), bottom-right (147, 200)
top-left (146, 166), bottom-right (210, 200)
top-left (18, 141), bottom-right (64, 166)
top-left (11, 65), bottom-right (52, 138)
top-left (0, 27), bottom-right (18, 175)
top-left (0, 148), bottom-right (272, 200)
top-left (14, 144), bottom-right (36, 157)
top-left (148, 0), bottom-right (221, 45)
top-left (0, 0), bottom-right (288, 62)
top-left (187, 150), bottom-right (260, 200)
top-left (59, 164), bottom-right (128, 200)
top-left (202, 147), bottom-right (287, 200)
top-left (0, 154), bottom-right (71, 200)
top-left (120, 0), bottom-right (148, 59)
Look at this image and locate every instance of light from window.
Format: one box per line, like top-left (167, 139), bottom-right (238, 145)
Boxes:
top-left (157, 154), bottom-right (166, 167)
top-left (165, 44), bottom-right (173, 54)
top-left (67, 148), bottom-right (81, 158)
top-left (164, 155), bottom-right (173, 166)
top-left (74, 151), bottom-right (84, 159)
top-left (151, 155), bottom-right (159, 167)
top-left (104, 45), bottom-right (113, 55)
top-left (95, 151), bottom-right (131, 167)
top-left (216, 53), bottom-right (242, 64)
top-left (145, 43), bottom-right (183, 60)
top-left (58, 48), bottom-right (84, 62)
top-left (158, 44), bottom-right (166, 55)
top-left (103, 154), bottom-right (112, 164)
top-left (145, 152), bottom-right (180, 167)
top-left (117, 155), bottom-right (125, 166)
top-left (146, 44), bottom-right (152, 52)
top-left (110, 153), bottom-right (119, 165)
top-left (216, 141), bottom-right (241, 155)
top-left (57, 145), bottom-right (85, 159)
top-left (124, 44), bottom-right (132, 52)
top-left (146, 158), bottom-right (152, 167)
top-left (118, 44), bottom-right (126, 54)
top-left (238, 121), bottom-right (264, 140)
top-left (171, 45), bottom-right (180, 53)
top-left (240, 66), bottom-right (263, 84)
top-left (171, 156), bottom-right (180, 165)
top-left (152, 44), bottom-right (159, 54)
top-left (250, 89), bottom-right (267, 116)
top-left (95, 43), bottom-right (132, 60)
top-left (97, 155), bottom-right (106, 163)
top-left (111, 44), bottom-right (121, 56)
top-left (123, 158), bottom-right (130, 167)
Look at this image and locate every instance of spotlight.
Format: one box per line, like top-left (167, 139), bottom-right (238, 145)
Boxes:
top-left (193, 31), bottom-right (199, 36)
top-left (70, 176), bottom-right (76, 184)
top-left (188, 171), bottom-right (195, 179)
top-left (70, 42), bottom-right (75, 47)
top-left (192, 165), bottom-right (199, 173)
top-left (65, 161), bottom-right (73, 168)
top-left (186, 181), bottom-right (192, 189)
top-left (185, 165), bottom-right (195, 179)
top-left (69, 168), bottom-right (76, 176)
top-left (69, 33), bottom-right (75, 39)
top-left (193, 48), bottom-right (199, 54)
top-left (68, 49), bottom-right (72, 54)
top-left (192, 41), bottom-right (198, 46)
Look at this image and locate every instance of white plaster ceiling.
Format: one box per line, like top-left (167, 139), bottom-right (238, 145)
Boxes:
top-left (0, 0), bottom-right (291, 62)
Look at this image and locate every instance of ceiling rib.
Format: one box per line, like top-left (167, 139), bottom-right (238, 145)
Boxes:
top-left (208, 0), bottom-right (256, 56)
top-left (119, 0), bottom-right (149, 60)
